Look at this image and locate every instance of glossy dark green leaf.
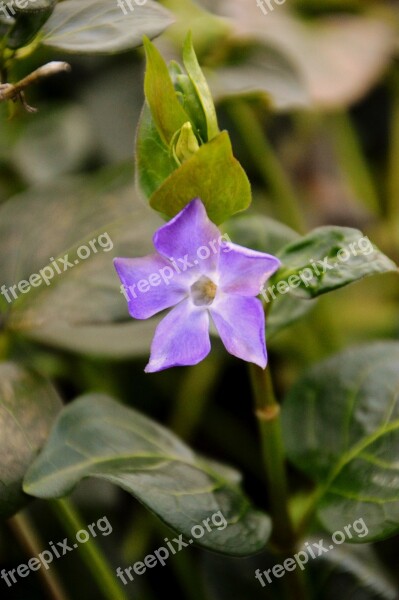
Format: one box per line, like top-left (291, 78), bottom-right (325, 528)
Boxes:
top-left (0, 16), bottom-right (13, 39)
top-left (41, 0), bottom-right (173, 54)
top-left (282, 342), bottom-right (399, 542)
top-left (24, 394), bottom-right (271, 556)
top-left (143, 36), bottom-right (190, 145)
top-left (267, 293), bottom-right (317, 339)
top-left (0, 362), bottom-right (62, 520)
top-left (273, 226), bottom-right (397, 298)
top-left (6, 1), bottom-right (56, 49)
top-left (150, 131), bottom-right (251, 224)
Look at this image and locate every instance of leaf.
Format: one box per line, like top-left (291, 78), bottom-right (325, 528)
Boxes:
top-left (15, 0), bottom-right (55, 11)
top-left (0, 165), bottom-right (162, 356)
top-left (11, 105), bottom-right (94, 184)
top-left (170, 61), bottom-right (208, 142)
top-left (224, 214), bottom-right (316, 337)
top-left (138, 38), bottom-right (247, 222)
top-left (27, 320), bottom-right (159, 359)
top-left (143, 36), bottom-right (190, 145)
top-left (0, 16), bottom-right (12, 40)
top-left (183, 31), bottom-right (219, 140)
top-left (0, 362), bottom-right (62, 520)
top-left (315, 544), bottom-right (397, 599)
top-left (7, 1), bottom-right (56, 49)
top-left (150, 131), bottom-right (251, 224)
top-left (80, 59), bottom-right (145, 162)
top-left (217, 3), bottom-right (396, 109)
top-left (282, 342), bottom-right (399, 542)
top-left (209, 42), bottom-right (310, 111)
top-left (224, 213), bottom-right (299, 255)
top-left (202, 543), bottom-right (396, 600)
top-left (267, 293), bottom-right (317, 340)
top-left (24, 394), bottom-right (271, 556)
top-left (273, 226), bottom-right (397, 299)
top-left (41, 0), bottom-right (174, 54)
top-left (135, 103), bottom-right (179, 202)
top-left (160, 0), bottom-right (229, 57)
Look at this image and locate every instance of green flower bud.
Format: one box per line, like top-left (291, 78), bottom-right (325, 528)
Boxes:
top-left (173, 122), bottom-right (200, 164)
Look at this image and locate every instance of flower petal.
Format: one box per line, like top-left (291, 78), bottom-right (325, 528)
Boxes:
top-left (218, 243), bottom-right (281, 296)
top-left (210, 295), bottom-right (267, 368)
top-left (114, 255), bottom-right (188, 319)
top-left (145, 300), bottom-right (211, 372)
top-left (153, 198), bottom-right (222, 274)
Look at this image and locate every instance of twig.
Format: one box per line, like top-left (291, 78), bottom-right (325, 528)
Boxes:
top-left (8, 512), bottom-right (71, 600)
top-left (0, 61), bottom-right (71, 112)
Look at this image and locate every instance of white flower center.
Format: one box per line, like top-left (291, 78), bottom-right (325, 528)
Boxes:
top-left (190, 276), bottom-right (217, 306)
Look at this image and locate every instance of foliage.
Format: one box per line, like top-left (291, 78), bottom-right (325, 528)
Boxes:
top-left (1, 1), bottom-right (399, 599)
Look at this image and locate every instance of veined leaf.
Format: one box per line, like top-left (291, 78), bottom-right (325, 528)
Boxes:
top-left (24, 394), bottom-right (271, 556)
top-left (41, 0), bottom-right (174, 54)
top-left (282, 342), bottom-right (399, 542)
top-left (273, 226), bottom-right (397, 298)
top-left (0, 362), bottom-right (62, 520)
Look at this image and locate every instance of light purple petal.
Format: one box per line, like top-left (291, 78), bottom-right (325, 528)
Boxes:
top-left (145, 300), bottom-right (211, 372)
top-left (153, 198), bottom-right (222, 275)
top-left (210, 294), bottom-right (267, 368)
top-left (114, 255), bottom-right (188, 320)
top-left (218, 243), bottom-right (281, 296)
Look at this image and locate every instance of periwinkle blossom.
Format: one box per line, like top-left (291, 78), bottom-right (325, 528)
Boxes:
top-left (114, 198), bottom-right (281, 372)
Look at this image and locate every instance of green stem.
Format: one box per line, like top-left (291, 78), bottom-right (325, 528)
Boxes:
top-left (226, 100), bottom-right (306, 233)
top-left (249, 364), bottom-right (294, 549)
top-left (249, 364), bottom-right (308, 600)
top-left (327, 110), bottom-right (380, 215)
top-left (8, 512), bottom-right (70, 600)
top-left (50, 498), bottom-right (128, 600)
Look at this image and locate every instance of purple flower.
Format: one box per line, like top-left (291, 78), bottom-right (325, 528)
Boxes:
top-left (114, 198), bottom-right (281, 372)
